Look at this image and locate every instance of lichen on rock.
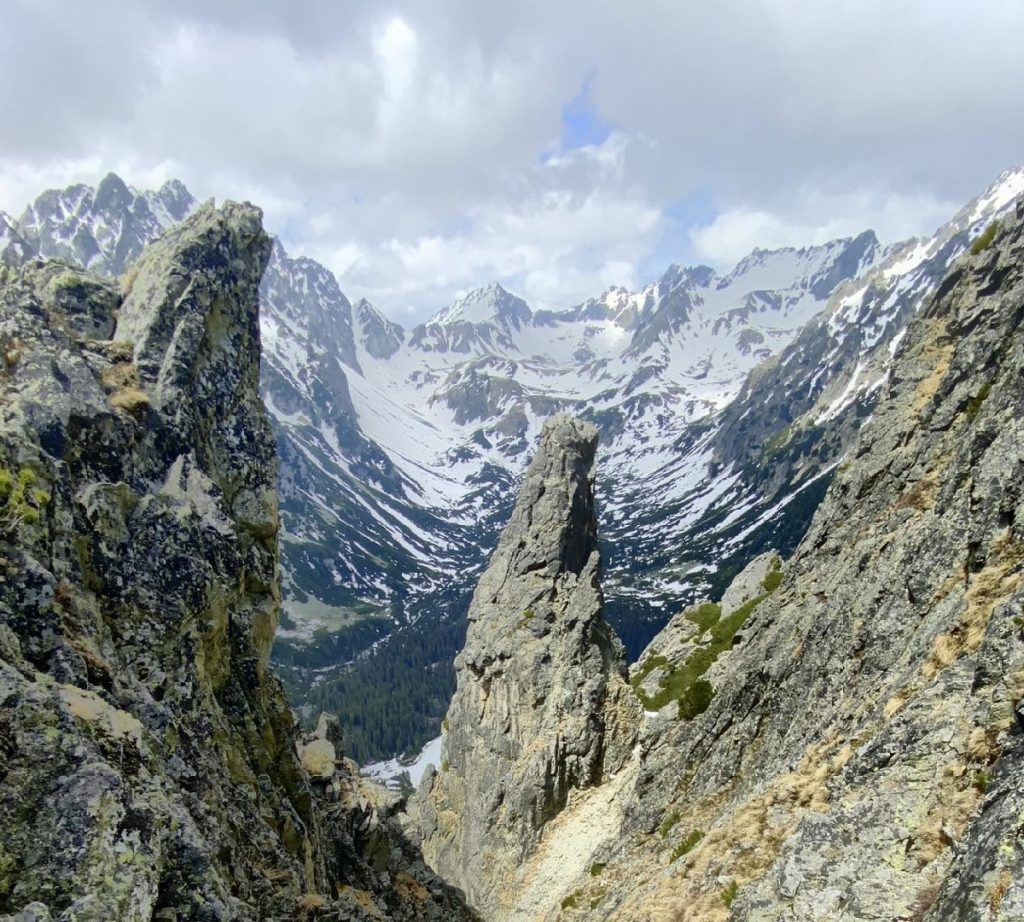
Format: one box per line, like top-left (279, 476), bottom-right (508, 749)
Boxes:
top-left (0, 203), bottom-right (475, 922)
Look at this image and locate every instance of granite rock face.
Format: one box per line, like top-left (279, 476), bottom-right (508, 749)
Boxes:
top-left (518, 208), bottom-right (1024, 920)
top-left (718, 552), bottom-right (779, 618)
top-left (411, 207), bottom-right (1024, 920)
top-left (412, 414), bottom-right (641, 917)
top-left (0, 204), bottom-right (474, 921)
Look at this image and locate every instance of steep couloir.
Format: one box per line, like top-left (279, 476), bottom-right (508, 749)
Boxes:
top-left (0, 204), bottom-right (474, 921)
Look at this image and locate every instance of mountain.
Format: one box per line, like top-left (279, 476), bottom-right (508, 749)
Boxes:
top-left (414, 415), bottom-right (641, 916)
top-left (6, 167), bottom-right (1023, 762)
top-left (410, 201), bottom-right (1024, 918)
top-left (0, 202), bottom-right (475, 921)
top-left (14, 171), bottom-right (194, 273)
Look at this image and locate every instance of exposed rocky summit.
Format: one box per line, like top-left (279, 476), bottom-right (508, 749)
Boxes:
top-left (412, 414), bottom-right (641, 918)
top-left (0, 204), bottom-right (474, 921)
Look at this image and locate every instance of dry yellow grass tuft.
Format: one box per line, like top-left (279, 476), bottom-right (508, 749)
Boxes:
top-left (961, 534), bottom-right (1024, 651)
top-left (337, 885), bottom-right (383, 917)
top-left (911, 777), bottom-right (977, 866)
top-left (120, 263), bottom-right (140, 296)
top-left (296, 893), bottom-right (327, 919)
top-left (895, 471), bottom-right (940, 513)
top-left (911, 320), bottom-right (954, 415)
top-left (965, 726), bottom-right (997, 763)
top-left (615, 734), bottom-right (853, 921)
top-left (101, 361), bottom-right (150, 412)
top-left (1, 336), bottom-right (24, 374)
top-left (109, 387), bottom-right (150, 411)
top-left (394, 871), bottom-right (430, 903)
top-left (883, 694), bottom-right (908, 719)
top-left (922, 532), bottom-right (1024, 679)
top-left (922, 634), bottom-right (958, 679)
top-left (987, 867), bottom-right (1013, 914)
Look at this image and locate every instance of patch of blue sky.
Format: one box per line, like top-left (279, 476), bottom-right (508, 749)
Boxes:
top-left (560, 75), bottom-right (612, 150)
top-left (639, 187), bottom-right (718, 283)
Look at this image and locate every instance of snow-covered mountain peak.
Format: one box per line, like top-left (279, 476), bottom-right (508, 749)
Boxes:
top-left (93, 171), bottom-right (134, 212)
top-left (17, 172), bottom-right (199, 275)
top-left (432, 282), bottom-right (532, 329)
top-left (968, 165), bottom-right (1024, 226)
top-left (355, 297), bottom-right (405, 359)
top-left (723, 230), bottom-right (880, 297)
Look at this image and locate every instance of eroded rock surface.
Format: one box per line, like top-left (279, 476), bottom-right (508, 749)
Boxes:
top-left (528, 207), bottom-right (1024, 920)
top-left (412, 414), bottom-right (641, 917)
top-left (0, 204), bottom-right (474, 921)
top-left (411, 207), bottom-right (1024, 921)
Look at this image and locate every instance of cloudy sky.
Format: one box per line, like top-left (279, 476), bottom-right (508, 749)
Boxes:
top-left (3, 1), bottom-right (1023, 320)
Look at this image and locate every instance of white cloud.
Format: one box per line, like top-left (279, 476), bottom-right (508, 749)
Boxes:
top-left (1, 0), bottom-right (1022, 319)
top-left (334, 135), bottom-right (662, 313)
top-left (690, 187), bottom-right (961, 269)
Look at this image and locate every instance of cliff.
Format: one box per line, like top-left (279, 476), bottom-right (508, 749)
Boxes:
top-left (415, 203), bottom-right (1024, 920)
top-left (412, 414), bottom-right (641, 918)
top-left (0, 204), bottom-right (474, 921)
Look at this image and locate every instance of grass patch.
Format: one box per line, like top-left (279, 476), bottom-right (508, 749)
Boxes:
top-left (589, 862), bottom-right (605, 877)
top-left (670, 829), bottom-right (705, 863)
top-left (633, 594), bottom-right (766, 712)
top-left (677, 679), bottom-right (715, 720)
top-left (762, 557), bottom-right (783, 592)
top-left (0, 465), bottom-right (51, 528)
top-left (561, 891), bottom-right (580, 910)
top-left (630, 654), bottom-right (668, 693)
top-left (965, 381), bottom-right (992, 421)
top-left (722, 881), bottom-right (739, 908)
top-left (659, 809), bottom-right (681, 838)
top-left (970, 221), bottom-right (999, 255)
top-left (687, 602), bottom-right (722, 633)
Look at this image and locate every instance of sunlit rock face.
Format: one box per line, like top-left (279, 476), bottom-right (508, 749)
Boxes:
top-left (413, 413), bottom-right (641, 917)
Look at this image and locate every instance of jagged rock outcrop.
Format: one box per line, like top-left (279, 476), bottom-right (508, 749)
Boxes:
top-left (629, 552), bottom-right (783, 722)
top-left (411, 414), bottom-right (641, 917)
top-left (0, 204), bottom-right (474, 921)
top-left (513, 207), bottom-right (1024, 919)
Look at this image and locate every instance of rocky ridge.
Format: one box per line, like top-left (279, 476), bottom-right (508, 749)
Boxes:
top-left (411, 415), bottom-right (641, 918)
top-left (604, 200), bottom-right (1024, 922)
top-left (416, 202), bottom-right (1024, 919)
top-left (6, 167), bottom-right (1023, 768)
top-left (0, 204), bottom-right (473, 921)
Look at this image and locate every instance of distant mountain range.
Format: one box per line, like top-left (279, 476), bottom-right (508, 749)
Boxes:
top-left (3, 165), bottom-right (1021, 760)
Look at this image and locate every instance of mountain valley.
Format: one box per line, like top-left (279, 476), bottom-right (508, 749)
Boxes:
top-left (3, 167), bottom-right (1023, 763)
top-left (0, 165), bottom-right (1022, 921)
